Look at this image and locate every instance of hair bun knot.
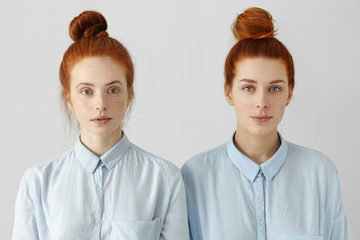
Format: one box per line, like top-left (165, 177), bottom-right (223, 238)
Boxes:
top-left (233, 7), bottom-right (276, 41)
top-left (69, 10), bottom-right (108, 41)
top-left (83, 24), bottom-right (108, 38)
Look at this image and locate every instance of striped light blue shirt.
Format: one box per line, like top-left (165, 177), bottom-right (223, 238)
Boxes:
top-left (181, 134), bottom-right (350, 240)
top-left (13, 134), bottom-right (189, 240)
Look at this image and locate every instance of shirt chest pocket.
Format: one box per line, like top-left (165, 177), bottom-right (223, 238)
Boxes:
top-left (280, 234), bottom-right (323, 240)
top-left (111, 217), bottom-right (161, 239)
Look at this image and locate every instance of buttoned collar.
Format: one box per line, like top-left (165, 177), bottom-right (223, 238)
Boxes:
top-left (74, 133), bottom-right (131, 173)
top-left (226, 132), bottom-right (288, 182)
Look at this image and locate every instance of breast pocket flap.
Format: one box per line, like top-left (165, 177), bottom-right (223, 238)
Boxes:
top-left (111, 217), bottom-right (161, 240)
top-left (280, 234), bottom-right (323, 240)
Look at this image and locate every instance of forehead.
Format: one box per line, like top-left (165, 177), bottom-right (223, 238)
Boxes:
top-left (234, 57), bottom-right (288, 83)
top-left (70, 56), bottom-right (127, 86)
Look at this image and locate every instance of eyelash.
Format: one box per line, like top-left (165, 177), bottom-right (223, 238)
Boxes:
top-left (270, 86), bottom-right (281, 92)
top-left (242, 86), bottom-right (281, 92)
top-left (81, 89), bottom-right (93, 95)
top-left (243, 86), bottom-right (254, 92)
top-left (107, 87), bottom-right (120, 94)
top-left (80, 87), bottom-right (120, 96)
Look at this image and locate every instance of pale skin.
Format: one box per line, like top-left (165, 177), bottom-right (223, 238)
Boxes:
top-left (225, 57), bottom-right (293, 165)
top-left (67, 56), bottom-right (131, 157)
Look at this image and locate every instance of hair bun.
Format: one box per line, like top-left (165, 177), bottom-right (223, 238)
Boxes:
top-left (69, 10), bottom-right (109, 41)
top-left (232, 7), bottom-right (276, 41)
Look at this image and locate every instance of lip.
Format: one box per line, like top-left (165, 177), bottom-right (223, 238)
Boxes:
top-left (91, 116), bottom-right (112, 125)
top-left (251, 115), bottom-right (272, 123)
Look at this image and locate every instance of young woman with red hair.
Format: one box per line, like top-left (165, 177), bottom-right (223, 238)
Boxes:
top-left (13, 11), bottom-right (189, 240)
top-left (182, 7), bottom-right (350, 240)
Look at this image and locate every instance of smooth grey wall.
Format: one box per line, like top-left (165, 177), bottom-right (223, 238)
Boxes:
top-left (1, 0), bottom-right (359, 238)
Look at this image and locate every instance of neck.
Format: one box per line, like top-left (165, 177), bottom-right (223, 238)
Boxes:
top-left (80, 130), bottom-right (123, 157)
top-left (233, 128), bottom-right (280, 165)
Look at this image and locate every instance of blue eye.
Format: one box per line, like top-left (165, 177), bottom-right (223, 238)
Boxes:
top-left (243, 86), bottom-right (254, 92)
top-left (270, 86), bottom-right (281, 92)
top-left (108, 88), bottom-right (119, 94)
top-left (81, 89), bottom-right (92, 95)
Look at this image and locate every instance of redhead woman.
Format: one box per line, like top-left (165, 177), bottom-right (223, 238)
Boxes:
top-left (12, 11), bottom-right (189, 240)
top-left (181, 7), bottom-right (350, 240)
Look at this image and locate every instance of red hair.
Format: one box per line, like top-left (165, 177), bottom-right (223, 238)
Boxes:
top-left (60, 11), bottom-right (134, 111)
top-left (225, 7), bottom-right (294, 90)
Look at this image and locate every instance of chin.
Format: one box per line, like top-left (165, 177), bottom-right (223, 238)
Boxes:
top-left (239, 123), bottom-right (277, 137)
top-left (92, 127), bottom-right (122, 138)
top-left (250, 126), bottom-right (278, 137)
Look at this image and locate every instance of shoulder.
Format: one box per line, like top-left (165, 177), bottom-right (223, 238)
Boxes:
top-left (127, 143), bottom-right (180, 176)
top-left (286, 141), bottom-right (338, 174)
top-left (284, 141), bottom-right (344, 201)
top-left (17, 149), bottom-right (74, 200)
top-left (182, 143), bottom-right (227, 174)
top-left (22, 149), bottom-right (74, 184)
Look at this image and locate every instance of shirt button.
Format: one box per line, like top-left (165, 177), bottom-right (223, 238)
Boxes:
top-left (96, 186), bottom-right (102, 192)
top-left (256, 177), bottom-right (261, 182)
top-left (95, 219), bottom-right (101, 225)
top-left (259, 220), bottom-right (264, 225)
top-left (257, 199), bottom-right (262, 203)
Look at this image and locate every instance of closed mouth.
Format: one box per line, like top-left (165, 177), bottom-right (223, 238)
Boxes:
top-left (251, 116), bottom-right (272, 122)
top-left (91, 116), bottom-right (112, 124)
top-left (251, 116), bottom-right (272, 119)
top-left (91, 116), bottom-right (112, 121)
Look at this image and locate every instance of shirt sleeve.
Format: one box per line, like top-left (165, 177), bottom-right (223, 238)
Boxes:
top-left (181, 165), bottom-right (202, 240)
top-left (330, 216), bottom-right (351, 240)
top-left (160, 170), bottom-right (190, 240)
top-left (330, 179), bottom-right (351, 240)
top-left (12, 173), bottom-right (39, 240)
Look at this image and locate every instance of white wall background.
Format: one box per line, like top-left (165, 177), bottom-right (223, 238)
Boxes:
top-left (1, 0), bottom-right (359, 238)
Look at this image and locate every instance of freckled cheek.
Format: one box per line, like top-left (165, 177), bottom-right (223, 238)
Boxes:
top-left (109, 98), bottom-right (128, 114)
top-left (233, 98), bottom-right (252, 111)
top-left (70, 98), bottom-right (92, 118)
top-left (110, 97), bottom-right (127, 105)
top-left (270, 95), bottom-right (287, 105)
top-left (73, 104), bottom-right (89, 114)
top-left (74, 99), bottom-right (93, 112)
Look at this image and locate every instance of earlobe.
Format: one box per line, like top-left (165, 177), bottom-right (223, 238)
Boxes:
top-left (64, 92), bottom-right (74, 112)
top-left (67, 99), bottom-right (74, 112)
top-left (127, 90), bottom-right (133, 107)
top-left (225, 86), bottom-right (234, 106)
top-left (286, 88), bottom-right (293, 106)
top-left (126, 99), bottom-right (131, 108)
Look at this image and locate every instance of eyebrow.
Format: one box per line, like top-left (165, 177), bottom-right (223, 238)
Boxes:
top-left (239, 78), bottom-right (286, 84)
top-left (76, 80), bottom-right (123, 88)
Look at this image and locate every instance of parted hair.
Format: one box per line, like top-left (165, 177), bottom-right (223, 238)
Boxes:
top-left (60, 10), bottom-right (134, 113)
top-left (225, 7), bottom-right (294, 90)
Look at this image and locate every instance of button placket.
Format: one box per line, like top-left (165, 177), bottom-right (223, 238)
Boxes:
top-left (253, 170), bottom-right (266, 240)
top-left (93, 160), bottom-right (104, 236)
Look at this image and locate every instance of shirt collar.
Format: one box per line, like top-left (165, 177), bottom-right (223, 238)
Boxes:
top-left (226, 133), bottom-right (288, 182)
top-left (74, 133), bottom-right (131, 173)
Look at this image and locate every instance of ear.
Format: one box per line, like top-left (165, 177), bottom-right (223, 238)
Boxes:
top-left (224, 85), bottom-right (234, 106)
top-left (66, 97), bottom-right (74, 112)
top-left (127, 87), bottom-right (133, 107)
top-left (286, 88), bottom-right (293, 106)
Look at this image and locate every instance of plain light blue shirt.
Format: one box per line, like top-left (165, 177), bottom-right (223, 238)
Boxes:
top-left (181, 134), bottom-right (350, 240)
top-left (13, 134), bottom-right (189, 240)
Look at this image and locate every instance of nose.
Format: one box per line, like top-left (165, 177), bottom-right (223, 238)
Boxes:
top-left (255, 90), bottom-right (269, 109)
top-left (95, 93), bottom-right (108, 111)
